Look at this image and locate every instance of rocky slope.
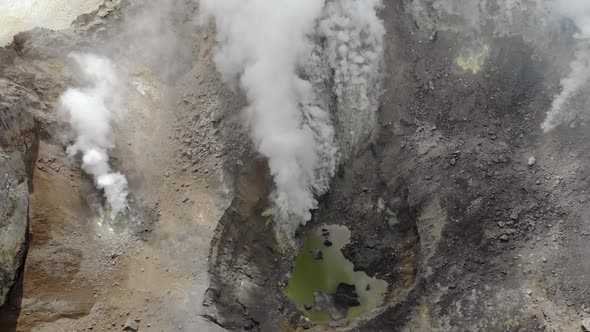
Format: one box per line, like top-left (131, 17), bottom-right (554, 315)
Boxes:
top-left (0, 1), bottom-right (229, 331)
top-left (204, 1), bottom-right (590, 331)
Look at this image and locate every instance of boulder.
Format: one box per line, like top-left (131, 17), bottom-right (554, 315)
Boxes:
top-left (333, 283), bottom-right (360, 309)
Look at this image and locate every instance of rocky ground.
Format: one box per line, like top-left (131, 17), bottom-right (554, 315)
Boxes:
top-left (2, 0), bottom-right (590, 332)
top-left (203, 1), bottom-right (590, 332)
top-left (0, 1), bottom-right (233, 331)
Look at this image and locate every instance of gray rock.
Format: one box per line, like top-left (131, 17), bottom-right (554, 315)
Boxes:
top-left (0, 151), bottom-right (29, 305)
top-left (0, 78), bottom-right (37, 306)
top-left (333, 283), bottom-right (360, 309)
top-left (528, 156), bottom-right (536, 166)
top-left (314, 292), bottom-right (344, 321)
top-left (582, 318), bottom-right (590, 332)
top-left (123, 319), bottom-right (139, 331)
top-left (312, 250), bottom-right (323, 260)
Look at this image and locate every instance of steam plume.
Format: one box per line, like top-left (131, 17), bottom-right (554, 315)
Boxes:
top-left (410, 0), bottom-right (549, 39)
top-left (319, 0), bottom-right (385, 157)
top-left (60, 53), bottom-right (128, 218)
top-left (118, 0), bottom-right (197, 81)
top-left (542, 0), bottom-right (590, 132)
top-left (410, 0), bottom-right (590, 132)
top-left (201, 0), bottom-right (386, 237)
top-left (200, 0), bottom-right (338, 237)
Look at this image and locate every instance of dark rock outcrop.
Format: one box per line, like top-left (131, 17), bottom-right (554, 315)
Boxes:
top-left (0, 75), bottom-right (39, 306)
top-left (333, 283), bottom-right (360, 310)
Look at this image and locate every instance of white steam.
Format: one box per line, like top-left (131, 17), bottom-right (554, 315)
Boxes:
top-left (200, 0), bottom-right (337, 236)
top-left (542, 0), bottom-right (590, 132)
top-left (319, 0), bottom-right (385, 157)
top-left (60, 53), bottom-right (129, 218)
top-left (410, 0), bottom-right (551, 39)
top-left (201, 0), bottom-right (385, 237)
top-left (411, 0), bottom-right (590, 132)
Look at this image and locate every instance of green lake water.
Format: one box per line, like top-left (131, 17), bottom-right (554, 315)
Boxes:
top-left (284, 225), bottom-right (387, 322)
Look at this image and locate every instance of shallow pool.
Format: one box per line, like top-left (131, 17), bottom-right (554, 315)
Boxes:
top-left (284, 225), bottom-right (387, 322)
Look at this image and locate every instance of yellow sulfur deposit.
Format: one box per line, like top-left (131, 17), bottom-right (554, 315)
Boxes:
top-left (457, 44), bottom-right (490, 74)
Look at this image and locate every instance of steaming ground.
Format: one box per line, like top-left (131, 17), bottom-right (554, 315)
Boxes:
top-left (4, 0), bottom-right (590, 331)
top-left (201, 0), bottom-right (337, 238)
top-left (0, 1), bottom-right (227, 331)
top-left (411, 0), bottom-right (590, 132)
top-left (60, 53), bottom-right (129, 219)
top-left (319, 0), bottom-right (385, 158)
top-left (199, 0), bottom-right (590, 330)
top-left (542, 1), bottom-right (590, 131)
top-left (202, 0), bottom-right (385, 239)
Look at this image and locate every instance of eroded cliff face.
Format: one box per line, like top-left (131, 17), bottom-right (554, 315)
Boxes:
top-left (0, 103), bottom-right (32, 306)
top-left (0, 50), bottom-right (40, 306)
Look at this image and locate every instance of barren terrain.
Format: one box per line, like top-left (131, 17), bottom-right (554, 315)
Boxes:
top-left (2, 1), bottom-right (590, 332)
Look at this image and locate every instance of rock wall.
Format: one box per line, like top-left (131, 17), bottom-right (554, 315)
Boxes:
top-left (0, 72), bottom-right (38, 306)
